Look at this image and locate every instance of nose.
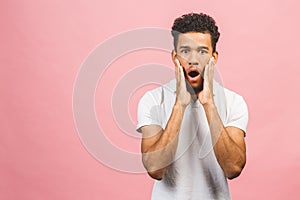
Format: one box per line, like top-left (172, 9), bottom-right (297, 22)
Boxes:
top-left (188, 51), bottom-right (198, 66)
top-left (188, 61), bottom-right (198, 66)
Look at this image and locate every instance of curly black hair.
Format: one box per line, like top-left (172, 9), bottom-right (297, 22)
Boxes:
top-left (171, 13), bottom-right (220, 52)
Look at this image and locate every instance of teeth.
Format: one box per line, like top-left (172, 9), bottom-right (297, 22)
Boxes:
top-left (188, 71), bottom-right (199, 78)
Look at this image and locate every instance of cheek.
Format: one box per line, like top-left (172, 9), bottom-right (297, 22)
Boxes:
top-left (177, 54), bottom-right (189, 63)
top-left (177, 57), bottom-right (189, 67)
top-left (180, 63), bottom-right (189, 74)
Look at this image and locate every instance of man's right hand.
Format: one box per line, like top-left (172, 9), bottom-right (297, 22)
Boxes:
top-left (141, 57), bottom-right (190, 180)
top-left (174, 58), bottom-right (191, 108)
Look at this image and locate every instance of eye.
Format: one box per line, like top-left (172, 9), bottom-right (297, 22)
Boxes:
top-left (199, 49), bottom-right (208, 54)
top-left (181, 49), bottom-right (189, 54)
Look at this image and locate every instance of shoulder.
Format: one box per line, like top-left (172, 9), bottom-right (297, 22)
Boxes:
top-left (138, 79), bottom-right (176, 106)
top-left (224, 89), bottom-right (247, 114)
top-left (214, 81), bottom-right (247, 109)
top-left (220, 85), bottom-right (249, 133)
top-left (223, 87), bottom-right (246, 105)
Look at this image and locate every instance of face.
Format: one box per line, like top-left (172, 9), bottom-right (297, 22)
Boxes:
top-left (172, 32), bottom-right (218, 93)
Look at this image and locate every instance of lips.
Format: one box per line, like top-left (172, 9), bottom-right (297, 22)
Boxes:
top-left (186, 68), bottom-right (201, 83)
top-left (188, 71), bottom-right (200, 78)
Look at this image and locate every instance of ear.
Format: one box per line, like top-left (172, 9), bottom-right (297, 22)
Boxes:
top-left (212, 51), bottom-right (218, 64)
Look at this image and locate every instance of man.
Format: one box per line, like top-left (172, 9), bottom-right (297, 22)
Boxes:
top-left (137, 13), bottom-right (248, 200)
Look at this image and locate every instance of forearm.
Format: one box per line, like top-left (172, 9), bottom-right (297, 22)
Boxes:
top-left (203, 103), bottom-right (246, 179)
top-left (142, 101), bottom-right (186, 179)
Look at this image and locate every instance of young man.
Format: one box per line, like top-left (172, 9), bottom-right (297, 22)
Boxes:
top-left (137, 13), bottom-right (248, 200)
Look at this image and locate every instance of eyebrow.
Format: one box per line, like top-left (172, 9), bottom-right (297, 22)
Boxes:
top-left (198, 46), bottom-right (209, 50)
top-left (179, 45), bottom-right (209, 50)
top-left (179, 46), bottom-right (190, 49)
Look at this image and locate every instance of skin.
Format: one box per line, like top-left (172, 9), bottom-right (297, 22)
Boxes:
top-left (141, 32), bottom-right (246, 180)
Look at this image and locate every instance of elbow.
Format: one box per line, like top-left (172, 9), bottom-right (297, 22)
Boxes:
top-left (144, 164), bottom-right (166, 180)
top-left (147, 170), bottom-right (164, 180)
top-left (225, 156), bottom-right (246, 180)
top-left (143, 163), bottom-right (166, 181)
top-left (226, 166), bottom-right (242, 180)
top-left (142, 157), bottom-right (166, 180)
top-left (225, 162), bottom-right (245, 180)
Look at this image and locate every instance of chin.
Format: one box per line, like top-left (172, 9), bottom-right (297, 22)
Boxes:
top-left (185, 80), bottom-right (203, 95)
top-left (190, 82), bottom-right (201, 88)
top-left (192, 84), bottom-right (203, 94)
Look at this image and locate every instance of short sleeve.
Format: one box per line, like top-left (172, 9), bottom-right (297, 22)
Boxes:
top-left (225, 94), bottom-right (249, 136)
top-left (136, 91), bottom-right (163, 133)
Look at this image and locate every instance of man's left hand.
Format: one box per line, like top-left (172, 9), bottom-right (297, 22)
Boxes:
top-left (198, 57), bottom-right (215, 105)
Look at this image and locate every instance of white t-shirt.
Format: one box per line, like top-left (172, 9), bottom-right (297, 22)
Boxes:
top-left (137, 79), bottom-right (248, 200)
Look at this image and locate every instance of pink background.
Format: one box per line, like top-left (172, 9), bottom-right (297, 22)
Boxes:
top-left (1, 0), bottom-right (300, 199)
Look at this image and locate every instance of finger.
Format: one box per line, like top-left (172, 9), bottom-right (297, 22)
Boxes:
top-left (207, 57), bottom-right (215, 91)
top-left (204, 63), bottom-right (209, 83)
top-left (209, 57), bottom-right (214, 64)
top-left (175, 58), bottom-right (180, 65)
top-left (209, 57), bottom-right (214, 76)
top-left (179, 64), bottom-right (185, 83)
top-left (174, 58), bottom-right (179, 79)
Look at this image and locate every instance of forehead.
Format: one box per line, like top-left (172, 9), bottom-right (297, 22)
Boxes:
top-left (177, 32), bottom-right (212, 49)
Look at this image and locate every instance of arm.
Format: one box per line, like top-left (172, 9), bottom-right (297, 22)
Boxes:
top-left (203, 103), bottom-right (246, 179)
top-left (141, 58), bottom-right (190, 180)
top-left (141, 103), bottom-right (185, 180)
top-left (199, 58), bottom-right (246, 179)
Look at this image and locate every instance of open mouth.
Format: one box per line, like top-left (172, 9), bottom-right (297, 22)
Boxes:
top-left (188, 71), bottom-right (200, 78)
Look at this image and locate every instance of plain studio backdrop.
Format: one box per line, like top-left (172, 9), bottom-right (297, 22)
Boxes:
top-left (1, 0), bottom-right (299, 199)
